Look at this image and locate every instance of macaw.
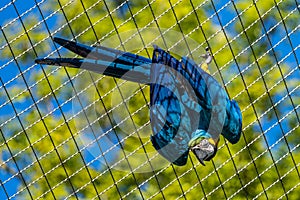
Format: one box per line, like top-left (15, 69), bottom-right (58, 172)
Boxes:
top-left (35, 37), bottom-right (242, 166)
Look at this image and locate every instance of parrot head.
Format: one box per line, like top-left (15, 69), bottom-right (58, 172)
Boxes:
top-left (189, 133), bottom-right (219, 166)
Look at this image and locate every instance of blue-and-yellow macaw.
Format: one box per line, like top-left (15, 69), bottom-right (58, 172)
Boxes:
top-left (36, 38), bottom-right (242, 166)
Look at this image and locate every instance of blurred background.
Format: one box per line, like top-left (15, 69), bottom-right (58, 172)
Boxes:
top-left (0, 0), bottom-right (299, 199)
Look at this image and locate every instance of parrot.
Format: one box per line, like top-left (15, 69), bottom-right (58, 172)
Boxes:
top-left (35, 37), bottom-right (242, 166)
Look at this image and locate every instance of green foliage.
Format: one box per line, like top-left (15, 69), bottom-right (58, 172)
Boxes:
top-left (0, 0), bottom-right (299, 199)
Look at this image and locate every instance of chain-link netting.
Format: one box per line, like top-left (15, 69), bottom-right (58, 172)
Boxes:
top-left (0, 0), bottom-right (299, 199)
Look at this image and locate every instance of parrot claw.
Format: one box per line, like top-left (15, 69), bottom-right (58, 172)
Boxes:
top-left (200, 47), bottom-right (212, 65)
top-left (190, 138), bottom-right (217, 166)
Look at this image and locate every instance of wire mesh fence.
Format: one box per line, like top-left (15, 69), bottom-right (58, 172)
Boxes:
top-left (0, 0), bottom-right (299, 199)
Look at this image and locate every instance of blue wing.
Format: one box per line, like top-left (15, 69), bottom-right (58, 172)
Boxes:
top-left (149, 46), bottom-right (242, 165)
top-left (149, 59), bottom-right (198, 165)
